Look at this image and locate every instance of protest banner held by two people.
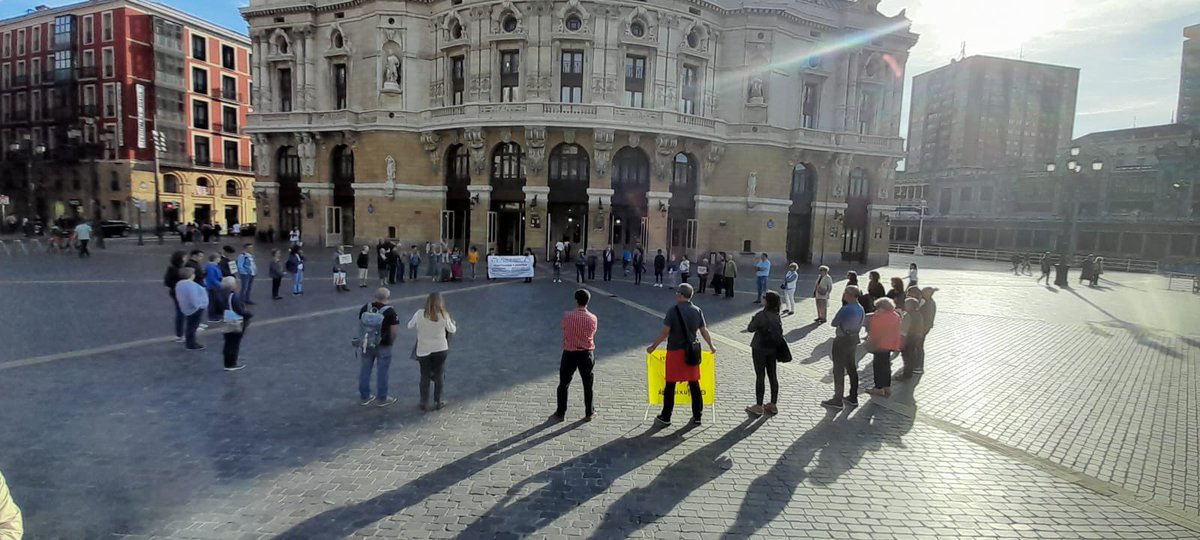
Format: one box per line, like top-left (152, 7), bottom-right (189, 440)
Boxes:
top-left (487, 254), bottom-right (534, 279)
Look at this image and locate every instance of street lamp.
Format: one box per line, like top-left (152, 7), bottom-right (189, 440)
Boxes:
top-left (913, 199), bottom-right (928, 255)
top-left (1046, 145), bottom-right (1103, 287)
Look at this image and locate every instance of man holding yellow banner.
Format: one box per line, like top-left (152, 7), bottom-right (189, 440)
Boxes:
top-left (645, 284), bottom-right (717, 427)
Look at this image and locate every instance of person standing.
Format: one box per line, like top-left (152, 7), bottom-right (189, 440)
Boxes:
top-left (174, 267), bottom-right (208, 351)
top-left (679, 255), bottom-right (691, 287)
top-left (1091, 257), bottom-right (1104, 287)
top-left (356, 245), bottom-right (371, 288)
top-left (551, 289), bottom-right (599, 422)
top-left (288, 227), bottom-right (300, 247)
top-left (632, 248), bottom-right (645, 285)
top-left (723, 255), bottom-right (738, 299)
top-left (468, 246), bottom-right (480, 281)
top-left (646, 284), bottom-right (716, 426)
top-left (388, 241), bottom-right (402, 285)
top-left (622, 246), bottom-right (632, 276)
top-left (164, 251), bottom-right (187, 343)
top-left (653, 249), bottom-right (666, 287)
top-left (781, 263), bottom-right (799, 315)
top-left (602, 245), bottom-right (615, 281)
top-left (711, 254), bottom-right (725, 296)
top-left (219, 245), bottom-right (237, 278)
top-left (866, 271), bottom-right (886, 312)
top-left (1010, 252), bottom-right (1022, 274)
top-left (524, 248), bottom-right (535, 283)
top-left (408, 292), bottom-right (457, 411)
top-left (357, 288), bottom-right (400, 407)
top-left (813, 265), bottom-right (833, 323)
top-left (377, 240), bottom-right (391, 286)
top-left (696, 255), bottom-right (709, 294)
top-left (576, 249), bottom-right (587, 282)
top-left (754, 253), bottom-right (771, 304)
top-left (886, 277), bottom-right (906, 305)
top-left (74, 220), bottom-right (93, 258)
top-left (286, 245), bottom-right (305, 296)
top-left (1037, 252), bottom-right (1053, 284)
top-left (0, 469), bottom-right (25, 539)
top-left (396, 248), bottom-right (408, 284)
top-left (409, 245), bottom-right (422, 281)
top-left (332, 246), bottom-right (350, 292)
top-left (587, 251), bottom-right (598, 281)
top-left (219, 276), bottom-right (251, 371)
top-left (553, 249), bottom-right (563, 283)
top-left (269, 249), bottom-right (285, 300)
top-left (907, 263), bottom-right (919, 287)
top-left (822, 285), bottom-right (864, 410)
top-left (236, 243), bottom-right (257, 305)
top-left (896, 297), bottom-right (927, 382)
top-left (204, 254), bottom-right (224, 323)
top-left (864, 297), bottom-right (902, 398)
top-left (744, 290), bottom-right (784, 416)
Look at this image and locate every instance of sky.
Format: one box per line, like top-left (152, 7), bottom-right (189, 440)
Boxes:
top-left (1, 0), bottom-right (1196, 140)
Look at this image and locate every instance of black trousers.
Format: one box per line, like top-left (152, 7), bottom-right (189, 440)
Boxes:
top-left (752, 348), bottom-right (779, 405)
top-left (577, 266), bottom-right (586, 282)
top-left (831, 335), bottom-right (860, 398)
top-left (634, 268), bottom-right (643, 285)
top-left (409, 264), bottom-right (419, 280)
top-left (681, 272), bottom-right (689, 286)
top-left (724, 277), bottom-right (735, 298)
top-left (712, 275), bottom-right (723, 294)
top-left (378, 266), bottom-right (388, 285)
top-left (654, 269), bottom-right (664, 284)
top-left (418, 350), bottom-right (448, 404)
top-left (222, 324), bottom-right (247, 368)
top-left (587, 265), bottom-right (596, 280)
top-left (555, 350), bottom-right (595, 417)
top-left (603, 262), bottom-right (613, 281)
top-left (660, 380), bottom-right (702, 422)
top-left (271, 277), bottom-right (282, 298)
top-left (78, 239), bottom-right (90, 257)
top-left (871, 351), bottom-right (892, 389)
top-left (698, 275), bottom-right (708, 293)
top-left (388, 263), bottom-right (398, 284)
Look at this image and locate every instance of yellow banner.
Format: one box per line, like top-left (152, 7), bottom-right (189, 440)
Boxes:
top-left (646, 350), bottom-right (716, 405)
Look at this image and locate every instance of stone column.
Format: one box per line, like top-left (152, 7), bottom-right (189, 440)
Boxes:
top-left (524, 186), bottom-right (550, 258)
top-left (586, 187), bottom-right (614, 252)
top-left (844, 50), bottom-right (861, 133)
top-left (303, 27), bottom-right (316, 111)
top-left (467, 185), bottom-right (492, 252)
top-left (646, 191), bottom-right (671, 253)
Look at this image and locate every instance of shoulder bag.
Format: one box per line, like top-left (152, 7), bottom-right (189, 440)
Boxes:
top-left (672, 305), bottom-right (703, 366)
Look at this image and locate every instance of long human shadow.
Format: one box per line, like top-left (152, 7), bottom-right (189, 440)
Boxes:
top-left (721, 403), bottom-right (914, 537)
top-left (455, 424), bottom-right (695, 537)
top-left (1067, 288), bottom-right (1182, 359)
top-left (588, 418), bottom-right (766, 539)
top-left (273, 419), bottom-right (580, 539)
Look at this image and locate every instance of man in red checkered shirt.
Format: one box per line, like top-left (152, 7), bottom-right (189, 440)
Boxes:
top-left (551, 289), bottom-right (599, 422)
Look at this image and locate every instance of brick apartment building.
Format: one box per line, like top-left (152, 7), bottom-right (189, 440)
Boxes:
top-left (0, 0), bottom-right (255, 233)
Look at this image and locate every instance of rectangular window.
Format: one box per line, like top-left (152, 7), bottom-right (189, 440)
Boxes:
top-left (30, 90), bottom-right (39, 120)
top-left (981, 186), bottom-right (994, 201)
top-left (450, 55), bottom-right (465, 105)
top-left (101, 12), bottom-right (113, 42)
top-left (223, 140), bottom-right (239, 169)
top-left (191, 66), bottom-right (207, 94)
top-left (192, 99), bottom-right (209, 129)
top-left (102, 83), bottom-right (115, 117)
top-left (0, 64), bottom-right (7, 89)
top-left (82, 16), bottom-right (94, 45)
top-left (222, 105), bottom-right (237, 133)
top-left (333, 63), bottom-right (347, 109)
top-left (801, 82), bottom-right (819, 129)
top-left (624, 55), bottom-right (645, 108)
top-left (53, 16), bottom-right (73, 50)
top-left (191, 35), bottom-right (206, 61)
top-left (16, 29), bottom-right (25, 55)
top-left (14, 61), bottom-right (25, 87)
top-left (82, 85), bottom-right (96, 116)
top-left (101, 48), bottom-right (114, 78)
top-left (3, 32), bottom-right (10, 58)
top-left (679, 65), bottom-right (698, 114)
top-left (31, 58), bottom-right (39, 84)
top-left (500, 50), bottom-right (519, 102)
top-left (221, 75), bottom-right (236, 101)
top-left (221, 44), bottom-right (235, 70)
top-left (32, 25), bottom-right (40, 53)
top-left (960, 187), bottom-right (972, 201)
top-left (278, 68), bottom-right (292, 111)
top-left (193, 135), bottom-right (210, 166)
top-left (560, 51), bottom-right (583, 103)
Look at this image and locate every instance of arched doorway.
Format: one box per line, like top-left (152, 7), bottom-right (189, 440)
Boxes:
top-left (331, 145), bottom-right (355, 245)
top-left (224, 179), bottom-right (242, 227)
top-left (489, 142), bottom-right (525, 254)
top-left (668, 152), bottom-right (697, 258)
top-left (786, 163), bottom-right (816, 264)
top-left (194, 177), bottom-right (213, 225)
top-left (444, 144), bottom-right (470, 249)
top-left (611, 146), bottom-right (650, 252)
top-left (277, 146), bottom-right (302, 237)
top-left (547, 143), bottom-right (589, 260)
top-left (842, 166), bottom-right (870, 263)
top-left (161, 174), bottom-right (181, 230)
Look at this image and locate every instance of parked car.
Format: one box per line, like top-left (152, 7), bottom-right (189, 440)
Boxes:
top-left (99, 220), bottom-right (133, 237)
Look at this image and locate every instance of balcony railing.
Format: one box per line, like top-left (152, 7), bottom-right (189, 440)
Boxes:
top-left (218, 122), bottom-right (239, 134)
top-left (195, 186), bottom-right (213, 196)
top-left (80, 104), bottom-right (98, 116)
top-left (78, 66), bottom-right (97, 79)
top-left (13, 75), bottom-right (28, 87)
top-left (41, 71), bottom-right (54, 84)
top-left (214, 88), bottom-right (240, 103)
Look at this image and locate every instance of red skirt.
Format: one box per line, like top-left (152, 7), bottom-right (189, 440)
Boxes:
top-left (665, 349), bottom-right (701, 383)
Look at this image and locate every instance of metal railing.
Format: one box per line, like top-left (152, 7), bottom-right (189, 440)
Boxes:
top-left (887, 243), bottom-right (1161, 274)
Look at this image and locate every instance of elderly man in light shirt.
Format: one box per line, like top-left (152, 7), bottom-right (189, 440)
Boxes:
top-left (174, 266), bottom-right (210, 351)
top-left (0, 470), bottom-right (23, 540)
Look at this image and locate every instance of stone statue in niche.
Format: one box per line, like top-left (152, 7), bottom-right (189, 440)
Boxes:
top-left (383, 55), bottom-right (402, 91)
top-left (748, 76), bottom-right (765, 104)
top-left (298, 133), bottom-right (316, 177)
top-left (386, 155), bottom-right (396, 185)
top-left (747, 171), bottom-right (758, 199)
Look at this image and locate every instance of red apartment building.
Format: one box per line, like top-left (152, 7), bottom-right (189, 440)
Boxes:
top-left (0, 0), bottom-right (255, 231)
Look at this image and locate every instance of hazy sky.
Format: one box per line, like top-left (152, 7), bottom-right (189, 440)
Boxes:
top-left (1, 0), bottom-right (1196, 140)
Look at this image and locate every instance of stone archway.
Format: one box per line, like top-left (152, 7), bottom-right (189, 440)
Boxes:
top-left (610, 146), bottom-right (650, 251)
top-left (547, 143), bottom-right (590, 260)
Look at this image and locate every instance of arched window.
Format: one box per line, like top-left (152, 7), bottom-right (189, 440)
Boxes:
top-left (548, 143), bottom-right (589, 184)
top-left (446, 144), bottom-right (469, 185)
top-left (225, 179), bottom-right (240, 197)
top-left (491, 142), bottom-right (524, 181)
top-left (163, 174), bottom-right (180, 193)
top-left (332, 145), bottom-right (354, 183)
top-left (612, 147), bottom-right (650, 185)
top-left (791, 163), bottom-right (813, 198)
top-left (671, 153), bottom-right (695, 187)
top-left (331, 31), bottom-right (344, 49)
top-left (196, 177), bottom-right (210, 188)
top-left (849, 167), bottom-right (870, 198)
top-left (276, 146), bottom-right (300, 180)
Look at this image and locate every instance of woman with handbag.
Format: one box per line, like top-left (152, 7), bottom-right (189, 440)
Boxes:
top-left (219, 277), bottom-right (252, 372)
top-left (744, 290), bottom-right (786, 416)
top-left (813, 265), bottom-right (833, 323)
top-left (864, 297), bottom-right (902, 398)
top-left (408, 292), bottom-right (457, 411)
top-left (780, 263), bottom-right (799, 315)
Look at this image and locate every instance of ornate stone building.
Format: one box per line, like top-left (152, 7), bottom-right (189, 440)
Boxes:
top-left (241, 0), bottom-right (915, 265)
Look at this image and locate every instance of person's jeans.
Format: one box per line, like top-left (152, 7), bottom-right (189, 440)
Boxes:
top-left (292, 269), bottom-right (304, 294)
top-left (752, 348), bottom-right (779, 405)
top-left (418, 350), bottom-right (448, 404)
top-left (410, 264), bottom-right (419, 280)
top-left (555, 350), bottom-right (595, 417)
top-left (78, 239), bottom-right (90, 258)
top-left (388, 264), bottom-right (397, 284)
top-left (660, 380), bottom-right (702, 422)
top-left (358, 346), bottom-right (393, 400)
top-left (207, 289), bottom-right (222, 321)
top-left (756, 276), bottom-right (768, 300)
top-left (603, 262), bottom-right (613, 281)
top-left (271, 277), bottom-right (282, 298)
top-left (184, 310), bottom-right (204, 348)
top-left (470, 262), bottom-right (477, 280)
top-left (698, 274), bottom-right (708, 293)
top-left (172, 296), bottom-right (184, 338)
top-left (223, 328), bottom-right (245, 368)
top-left (358, 268), bottom-right (369, 286)
top-left (831, 335), bottom-right (860, 399)
top-left (725, 277), bottom-right (735, 298)
top-left (576, 266), bottom-right (586, 282)
top-left (871, 351), bottom-right (892, 389)
top-left (587, 265), bottom-right (596, 280)
top-left (553, 266), bottom-right (562, 281)
top-left (238, 274), bottom-right (254, 303)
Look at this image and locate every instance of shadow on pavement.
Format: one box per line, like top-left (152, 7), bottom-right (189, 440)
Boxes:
top-left (1069, 288), bottom-right (1183, 359)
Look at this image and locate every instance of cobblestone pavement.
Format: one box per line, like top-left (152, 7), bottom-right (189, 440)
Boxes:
top-left (0, 244), bottom-right (1198, 538)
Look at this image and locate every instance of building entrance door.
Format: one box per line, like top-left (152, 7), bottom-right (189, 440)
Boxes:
top-left (325, 206), bottom-right (343, 247)
top-left (491, 201), bottom-right (524, 255)
top-left (547, 204), bottom-right (587, 261)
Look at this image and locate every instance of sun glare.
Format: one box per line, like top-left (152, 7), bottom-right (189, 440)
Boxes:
top-left (915, 0), bottom-right (1058, 57)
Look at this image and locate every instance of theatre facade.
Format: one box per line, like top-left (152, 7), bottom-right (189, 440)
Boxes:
top-left (242, 0), bottom-right (915, 265)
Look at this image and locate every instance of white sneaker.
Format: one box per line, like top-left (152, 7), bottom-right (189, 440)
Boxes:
top-left (173, 337), bottom-right (185, 343)
top-left (198, 324), bottom-right (209, 330)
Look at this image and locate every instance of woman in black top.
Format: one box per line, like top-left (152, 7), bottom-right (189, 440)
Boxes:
top-left (356, 246), bottom-right (371, 288)
top-left (376, 240), bottom-right (390, 287)
top-left (886, 276), bottom-right (906, 305)
top-left (165, 251), bottom-right (187, 342)
top-left (863, 271), bottom-right (886, 313)
top-left (744, 290), bottom-right (784, 416)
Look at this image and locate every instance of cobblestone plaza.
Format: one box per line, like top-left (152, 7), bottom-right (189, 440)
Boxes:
top-left (1, 244), bottom-right (1199, 538)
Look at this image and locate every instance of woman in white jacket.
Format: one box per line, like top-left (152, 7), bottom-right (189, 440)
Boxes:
top-left (408, 292), bottom-right (457, 410)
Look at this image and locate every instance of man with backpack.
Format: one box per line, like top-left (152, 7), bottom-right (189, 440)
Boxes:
top-left (356, 288), bottom-right (401, 407)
